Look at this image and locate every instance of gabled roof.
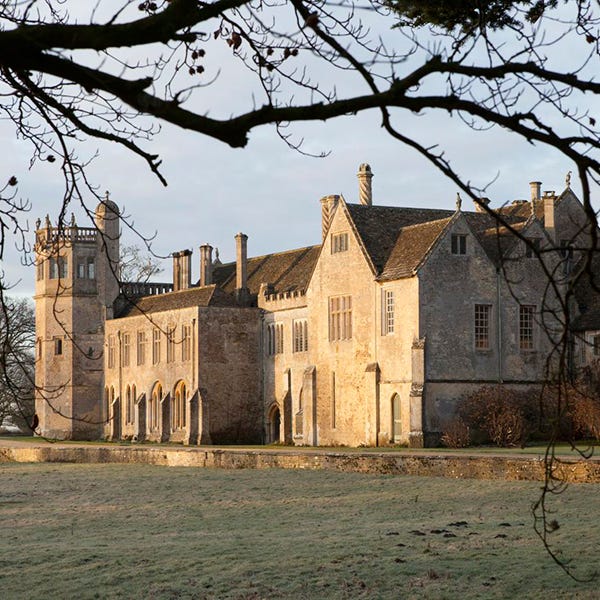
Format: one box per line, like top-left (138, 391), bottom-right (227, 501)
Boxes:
top-left (211, 245), bottom-right (320, 296)
top-left (464, 212), bottom-right (532, 263)
top-left (116, 285), bottom-right (236, 318)
top-left (379, 217), bottom-right (453, 280)
top-left (345, 204), bottom-right (455, 272)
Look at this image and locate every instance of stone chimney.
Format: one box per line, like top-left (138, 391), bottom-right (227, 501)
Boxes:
top-left (474, 197), bottom-right (490, 213)
top-left (199, 244), bottom-right (213, 287)
top-left (320, 194), bottom-right (340, 240)
top-left (357, 163), bottom-right (373, 206)
top-left (530, 181), bottom-right (542, 202)
top-left (543, 190), bottom-right (556, 242)
top-left (235, 232), bottom-right (249, 302)
top-left (172, 249), bottom-right (192, 292)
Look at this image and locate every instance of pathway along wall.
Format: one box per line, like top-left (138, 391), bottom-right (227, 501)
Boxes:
top-left (1, 443), bottom-right (600, 483)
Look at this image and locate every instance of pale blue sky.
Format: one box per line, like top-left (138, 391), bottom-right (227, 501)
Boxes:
top-left (1, 1), bottom-right (596, 296)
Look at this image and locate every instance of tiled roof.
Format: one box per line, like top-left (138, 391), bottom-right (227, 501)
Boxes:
top-left (345, 204), bottom-right (454, 272)
top-left (116, 285), bottom-right (236, 318)
top-left (464, 213), bottom-right (530, 263)
top-left (211, 245), bottom-right (320, 296)
top-left (379, 217), bottom-right (453, 280)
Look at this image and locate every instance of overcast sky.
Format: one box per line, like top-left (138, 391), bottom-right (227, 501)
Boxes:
top-left (1, 2), bottom-right (596, 298)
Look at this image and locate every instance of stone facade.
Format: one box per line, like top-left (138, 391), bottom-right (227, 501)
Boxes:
top-left (34, 168), bottom-right (599, 446)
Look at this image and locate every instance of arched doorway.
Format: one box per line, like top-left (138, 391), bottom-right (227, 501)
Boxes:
top-left (391, 394), bottom-right (402, 443)
top-left (268, 404), bottom-right (281, 443)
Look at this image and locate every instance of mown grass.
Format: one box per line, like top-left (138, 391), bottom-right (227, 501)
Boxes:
top-left (1, 463), bottom-right (599, 599)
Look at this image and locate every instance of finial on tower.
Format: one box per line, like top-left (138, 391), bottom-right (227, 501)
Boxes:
top-left (456, 193), bottom-right (462, 211)
top-left (566, 171), bottom-right (572, 188)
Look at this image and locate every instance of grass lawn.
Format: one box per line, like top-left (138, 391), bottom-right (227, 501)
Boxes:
top-left (1, 463), bottom-right (598, 599)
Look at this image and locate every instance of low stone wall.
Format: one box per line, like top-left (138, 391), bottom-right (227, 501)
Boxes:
top-left (1, 442), bottom-right (600, 483)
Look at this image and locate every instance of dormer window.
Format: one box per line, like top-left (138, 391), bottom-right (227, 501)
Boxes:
top-left (451, 234), bottom-right (467, 255)
top-left (331, 232), bottom-right (349, 254)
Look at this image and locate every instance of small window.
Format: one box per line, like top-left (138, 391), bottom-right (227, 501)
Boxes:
top-left (525, 238), bottom-right (541, 258)
top-left (382, 290), bottom-right (395, 335)
top-left (519, 305), bottom-right (535, 351)
top-left (137, 331), bottom-right (147, 365)
top-left (59, 257), bottom-right (68, 279)
top-left (87, 259), bottom-right (95, 279)
top-left (49, 258), bottom-right (58, 279)
top-left (36, 261), bottom-right (44, 281)
top-left (152, 328), bottom-right (161, 365)
top-left (77, 262), bottom-right (86, 279)
top-left (182, 325), bottom-right (191, 361)
top-left (451, 234), bottom-right (467, 255)
top-left (53, 337), bottom-right (63, 356)
top-left (293, 320), bottom-right (308, 353)
top-left (474, 304), bottom-right (491, 350)
top-left (107, 335), bottom-right (115, 368)
top-left (166, 326), bottom-right (176, 363)
top-left (267, 323), bottom-right (284, 355)
top-left (122, 333), bottom-right (131, 367)
top-left (331, 232), bottom-right (349, 254)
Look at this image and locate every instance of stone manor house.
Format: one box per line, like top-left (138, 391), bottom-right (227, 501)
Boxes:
top-left (34, 165), bottom-right (600, 447)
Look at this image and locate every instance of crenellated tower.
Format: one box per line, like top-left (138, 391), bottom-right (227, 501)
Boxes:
top-left (34, 195), bottom-right (120, 439)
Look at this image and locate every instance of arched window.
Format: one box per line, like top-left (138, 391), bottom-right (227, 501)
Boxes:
top-left (172, 381), bottom-right (187, 430)
top-left (104, 387), bottom-right (110, 423)
top-left (149, 383), bottom-right (162, 431)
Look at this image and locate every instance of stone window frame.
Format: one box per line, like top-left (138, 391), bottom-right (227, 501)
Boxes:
top-left (293, 319), bottom-right (308, 353)
top-left (49, 256), bottom-right (67, 279)
top-left (137, 330), bottom-right (147, 366)
top-left (166, 325), bottom-right (176, 363)
top-left (382, 289), bottom-right (395, 335)
top-left (181, 324), bottom-right (191, 361)
top-left (519, 304), bottom-right (536, 351)
top-left (451, 233), bottom-right (467, 255)
top-left (331, 231), bottom-right (349, 254)
top-left (152, 328), bottom-right (161, 365)
top-left (329, 295), bottom-right (352, 341)
top-left (53, 336), bottom-right (63, 356)
top-left (107, 335), bottom-right (115, 368)
top-left (121, 332), bottom-right (131, 367)
top-left (171, 380), bottom-right (187, 431)
top-left (474, 303), bottom-right (492, 351)
top-left (266, 322), bottom-right (284, 355)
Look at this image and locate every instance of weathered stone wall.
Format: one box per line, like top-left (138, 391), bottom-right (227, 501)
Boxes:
top-left (306, 204), bottom-right (379, 447)
top-left (260, 297), bottom-right (310, 444)
top-left (1, 441), bottom-right (599, 484)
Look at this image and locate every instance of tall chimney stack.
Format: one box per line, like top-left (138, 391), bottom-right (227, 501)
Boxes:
top-left (543, 190), bottom-right (556, 242)
top-left (172, 249), bottom-right (192, 291)
top-left (530, 181), bottom-right (542, 202)
top-left (235, 232), bottom-right (249, 303)
top-left (320, 194), bottom-right (340, 240)
top-left (357, 163), bottom-right (373, 206)
top-left (199, 244), bottom-right (213, 287)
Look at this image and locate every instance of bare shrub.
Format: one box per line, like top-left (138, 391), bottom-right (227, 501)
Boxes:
top-left (458, 386), bottom-right (539, 447)
top-left (441, 418), bottom-right (471, 448)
